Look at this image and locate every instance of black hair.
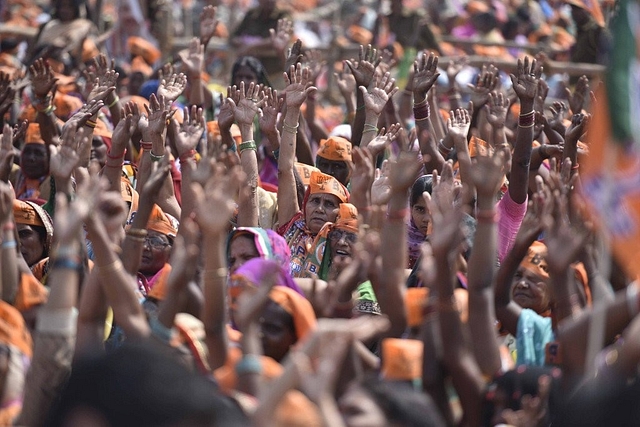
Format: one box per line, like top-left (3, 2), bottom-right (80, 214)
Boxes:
top-left (410, 175), bottom-right (433, 207)
top-left (33, 225), bottom-right (50, 258)
top-left (47, 343), bottom-right (249, 427)
top-left (231, 56), bottom-right (271, 88)
top-left (360, 376), bottom-right (446, 427)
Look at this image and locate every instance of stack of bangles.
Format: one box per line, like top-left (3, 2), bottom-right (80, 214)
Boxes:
top-left (387, 207), bottom-right (409, 222)
top-left (282, 122), bottom-right (298, 134)
top-left (413, 98), bottom-right (430, 122)
top-left (51, 246), bottom-right (82, 271)
top-left (363, 124), bottom-right (378, 134)
top-left (179, 149), bottom-right (197, 162)
top-left (97, 259), bottom-right (124, 278)
top-left (238, 140), bottom-right (257, 154)
top-left (126, 228), bottom-right (148, 243)
top-left (33, 95), bottom-right (53, 116)
top-left (85, 119), bottom-right (97, 129)
top-left (518, 110), bottom-right (535, 128)
top-left (106, 150), bottom-right (125, 168)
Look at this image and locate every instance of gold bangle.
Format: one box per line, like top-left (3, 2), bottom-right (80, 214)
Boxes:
top-left (126, 228), bottom-right (148, 238)
top-left (97, 259), bottom-right (123, 276)
top-left (204, 268), bottom-right (228, 280)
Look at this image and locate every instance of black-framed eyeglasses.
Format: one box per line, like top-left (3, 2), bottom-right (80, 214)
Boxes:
top-left (144, 236), bottom-right (171, 250)
top-left (328, 228), bottom-right (357, 244)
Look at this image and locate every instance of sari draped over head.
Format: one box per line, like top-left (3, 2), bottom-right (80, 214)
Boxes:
top-left (278, 171), bottom-right (349, 278)
top-left (407, 217), bottom-right (427, 269)
top-left (227, 227), bottom-right (291, 269)
top-left (13, 199), bottom-right (54, 260)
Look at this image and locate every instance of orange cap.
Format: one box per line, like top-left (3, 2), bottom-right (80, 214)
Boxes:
top-left (13, 199), bottom-right (45, 227)
top-left (130, 56), bottom-right (153, 77)
top-left (334, 203), bottom-right (358, 234)
top-left (309, 171), bottom-right (349, 203)
top-left (381, 338), bottom-right (423, 381)
top-left (127, 36), bottom-right (161, 64)
top-left (147, 204), bottom-right (178, 237)
top-left (468, 136), bottom-right (492, 158)
top-left (268, 286), bottom-right (317, 341)
top-left (294, 162), bottom-right (320, 186)
top-left (520, 241), bottom-right (549, 280)
top-left (317, 136), bottom-right (352, 162)
top-left (0, 300), bottom-right (32, 358)
top-left (82, 38), bottom-right (100, 63)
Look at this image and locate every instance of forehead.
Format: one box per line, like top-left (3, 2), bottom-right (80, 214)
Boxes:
top-left (516, 266), bottom-right (547, 283)
top-left (147, 230), bottom-right (168, 240)
top-left (230, 234), bottom-right (258, 253)
top-left (309, 193), bottom-right (341, 204)
top-left (22, 144), bottom-right (47, 154)
top-left (317, 156), bottom-right (348, 168)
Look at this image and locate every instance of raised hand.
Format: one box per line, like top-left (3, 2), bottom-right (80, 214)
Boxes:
top-left (388, 151), bottom-right (423, 192)
top-left (468, 145), bottom-right (508, 199)
top-left (87, 73), bottom-right (116, 104)
top-left (377, 48), bottom-right (398, 76)
top-left (178, 38), bottom-right (204, 78)
top-left (371, 160), bottom-right (391, 206)
top-left (50, 126), bottom-right (90, 182)
top-left (304, 49), bottom-right (325, 84)
top-left (63, 99), bottom-right (104, 132)
top-left (447, 108), bottom-right (471, 141)
top-left (142, 154), bottom-right (172, 199)
top-left (217, 91), bottom-right (235, 132)
top-left (0, 72), bottom-right (15, 118)
top-left (269, 18), bottom-right (294, 53)
top-left (467, 63), bottom-right (499, 107)
top-left (284, 39), bottom-right (303, 75)
top-left (534, 78), bottom-right (549, 114)
top-left (565, 113), bottom-right (590, 143)
top-left (565, 75), bottom-right (590, 114)
top-left (515, 175), bottom-right (547, 247)
top-left (446, 56), bottom-right (467, 89)
top-left (0, 181), bottom-right (13, 225)
top-left (547, 101), bottom-right (568, 136)
top-left (334, 61), bottom-right (356, 98)
top-left (259, 87), bottom-right (283, 137)
top-left (350, 146), bottom-right (375, 197)
top-left (140, 94), bottom-right (172, 140)
top-left (54, 175), bottom-right (101, 244)
top-left (367, 123), bottom-right (401, 157)
top-left (157, 73), bottom-right (187, 104)
top-left (345, 44), bottom-right (381, 88)
top-left (199, 5), bottom-right (219, 45)
top-left (428, 164), bottom-right (466, 260)
top-left (360, 71), bottom-right (398, 115)
top-left (175, 105), bottom-right (205, 157)
top-left (282, 63), bottom-right (317, 108)
top-left (110, 110), bottom-right (134, 155)
top-left (0, 124), bottom-right (15, 183)
top-left (232, 81), bottom-right (265, 127)
top-left (485, 91), bottom-right (510, 129)
top-left (29, 58), bottom-right (57, 99)
top-left (510, 56), bottom-right (542, 104)
top-left (413, 51), bottom-right (440, 101)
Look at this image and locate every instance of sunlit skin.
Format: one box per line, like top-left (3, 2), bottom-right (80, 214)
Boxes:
top-left (316, 156), bottom-right (351, 187)
top-left (305, 193), bottom-right (341, 234)
top-left (17, 224), bottom-right (46, 267)
top-left (259, 301), bottom-right (296, 362)
top-left (411, 199), bottom-right (431, 235)
top-left (511, 267), bottom-right (550, 314)
top-left (228, 235), bottom-right (260, 275)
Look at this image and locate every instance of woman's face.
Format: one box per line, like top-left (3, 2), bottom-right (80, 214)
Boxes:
top-left (259, 300), bottom-right (296, 362)
top-left (228, 235), bottom-right (260, 274)
top-left (329, 228), bottom-right (357, 276)
top-left (17, 224), bottom-right (45, 266)
top-left (56, 0), bottom-right (77, 21)
top-left (339, 382), bottom-right (387, 427)
top-left (316, 157), bottom-right (351, 187)
top-left (511, 267), bottom-right (550, 313)
top-left (20, 144), bottom-right (49, 179)
top-left (305, 193), bottom-right (341, 234)
top-left (411, 199), bottom-right (431, 234)
top-left (232, 65), bottom-right (259, 88)
top-left (90, 137), bottom-right (107, 166)
top-left (139, 230), bottom-right (172, 276)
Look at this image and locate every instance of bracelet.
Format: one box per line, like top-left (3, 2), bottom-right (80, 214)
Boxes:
top-left (149, 152), bottom-right (165, 162)
top-left (235, 354), bottom-right (263, 376)
top-left (2, 222), bottom-right (14, 231)
top-left (627, 283), bottom-right (639, 317)
top-left (179, 149), bottom-right (197, 162)
top-left (475, 209), bottom-right (499, 223)
top-left (413, 103), bottom-right (430, 121)
top-left (150, 317), bottom-right (174, 343)
top-left (518, 111), bottom-right (535, 128)
top-left (140, 142), bottom-right (153, 151)
top-left (37, 104), bottom-right (54, 116)
top-left (85, 120), bottom-right (97, 129)
top-left (108, 96), bottom-right (120, 108)
top-left (386, 208), bottom-right (409, 221)
top-left (572, 163), bottom-right (580, 170)
top-left (54, 246), bottom-right (80, 259)
top-left (126, 228), bottom-right (148, 238)
top-left (363, 124), bottom-right (378, 134)
top-left (107, 151), bottom-right (125, 160)
top-left (438, 139), bottom-right (453, 154)
top-left (1, 241), bottom-right (16, 249)
top-left (413, 97), bottom-right (428, 108)
top-left (238, 140), bottom-right (257, 153)
top-left (272, 149), bottom-right (280, 160)
top-left (105, 162), bottom-right (124, 168)
top-left (51, 258), bottom-right (82, 271)
top-left (97, 259), bottom-right (123, 276)
top-left (282, 122), bottom-right (299, 134)
top-left (204, 268), bottom-right (228, 280)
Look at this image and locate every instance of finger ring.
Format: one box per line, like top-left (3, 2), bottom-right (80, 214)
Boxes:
top-left (251, 98), bottom-right (258, 102)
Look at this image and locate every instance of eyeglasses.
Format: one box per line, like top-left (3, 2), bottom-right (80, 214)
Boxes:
top-left (328, 228), bottom-right (357, 244)
top-left (143, 236), bottom-right (170, 249)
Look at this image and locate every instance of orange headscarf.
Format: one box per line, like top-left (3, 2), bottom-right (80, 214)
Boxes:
top-left (0, 300), bottom-right (32, 358)
top-left (316, 136), bottom-right (352, 162)
top-left (53, 94), bottom-right (83, 121)
top-left (308, 171), bottom-right (349, 203)
top-left (468, 136), bottom-right (493, 158)
top-left (381, 338), bottom-right (424, 381)
top-left (334, 203), bottom-right (358, 234)
top-left (127, 37), bottom-right (161, 64)
top-left (520, 241), bottom-right (549, 280)
top-left (268, 286), bottom-right (317, 341)
top-left (24, 123), bottom-right (44, 145)
top-left (13, 199), bottom-right (45, 227)
top-left (147, 204), bottom-right (178, 237)
top-left (294, 162), bottom-right (320, 187)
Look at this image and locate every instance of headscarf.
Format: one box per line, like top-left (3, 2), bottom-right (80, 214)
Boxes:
top-left (316, 136), bottom-right (352, 163)
top-left (408, 175), bottom-right (433, 269)
top-left (24, 123), bottom-right (44, 145)
top-left (280, 172), bottom-right (349, 278)
top-left (314, 203), bottom-right (358, 280)
top-left (127, 36), bottom-right (161, 64)
top-left (13, 199), bottom-right (54, 255)
top-left (381, 338), bottom-right (423, 383)
top-left (268, 286), bottom-right (317, 341)
top-left (230, 258), bottom-right (304, 298)
top-left (294, 162), bottom-right (320, 187)
top-left (146, 204), bottom-right (178, 237)
top-left (227, 227), bottom-right (291, 269)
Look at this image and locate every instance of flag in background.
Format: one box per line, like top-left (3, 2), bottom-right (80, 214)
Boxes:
top-left (582, 0), bottom-right (640, 279)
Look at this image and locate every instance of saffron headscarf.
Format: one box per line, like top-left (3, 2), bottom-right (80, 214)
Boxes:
top-left (316, 136), bottom-right (352, 162)
top-left (13, 199), bottom-right (54, 256)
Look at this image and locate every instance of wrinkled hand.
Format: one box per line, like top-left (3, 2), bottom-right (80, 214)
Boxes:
top-left (447, 108), bottom-right (471, 142)
top-left (413, 51), bottom-right (440, 101)
top-left (485, 92), bottom-right (510, 129)
top-left (179, 38), bottom-right (204, 76)
top-left (360, 71), bottom-right (398, 115)
top-left (29, 58), bottom-right (57, 99)
top-left (282, 63), bottom-right (317, 108)
top-left (141, 94), bottom-right (172, 139)
top-left (55, 175), bottom-right (102, 244)
top-left (429, 164), bottom-right (466, 261)
top-left (176, 105), bottom-right (205, 157)
top-left (157, 73), bottom-right (187, 103)
top-left (334, 61), bottom-right (356, 98)
top-left (565, 113), bottom-right (590, 143)
top-left (50, 126), bottom-right (89, 182)
top-left (371, 160), bottom-right (391, 206)
top-left (377, 48), bottom-right (398, 75)
top-left (217, 91), bottom-right (235, 132)
top-left (231, 81), bottom-right (265, 126)
top-left (259, 87), bottom-right (283, 136)
top-left (110, 112), bottom-right (134, 155)
top-left (345, 44), bottom-right (381, 88)
top-left (509, 57), bottom-right (542, 103)
top-left (467, 63), bottom-right (499, 107)
top-left (367, 123), bottom-right (401, 157)
top-left (199, 5), bottom-right (219, 44)
top-left (284, 39), bottom-right (303, 75)
top-left (63, 99), bottom-right (104, 132)
top-left (446, 56), bottom-right (467, 89)
top-left (468, 145), bottom-right (507, 198)
top-left (304, 49), bottom-right (325, 84)
top-left (565, 75), bottom-right (589, 114)
top-left (388, 151), bottom-right (423, 191)
top-left (87, 75), bottom-right (116, 104)
top-left (547, 101), bottom-right (568, 136)
top-left (192, 162), bottom-right (243, 234)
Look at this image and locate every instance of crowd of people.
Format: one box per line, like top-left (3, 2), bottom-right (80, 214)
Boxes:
top-left (0, 0), bottom-right (636, 425)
